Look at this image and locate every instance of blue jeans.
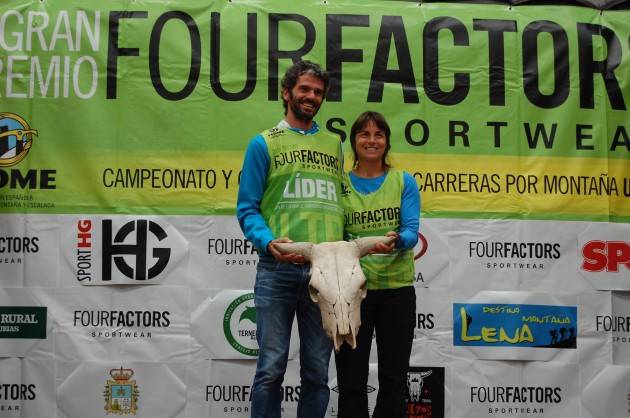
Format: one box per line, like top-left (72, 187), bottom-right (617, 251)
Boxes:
top-left (251, 257), bottom-right (333, 418)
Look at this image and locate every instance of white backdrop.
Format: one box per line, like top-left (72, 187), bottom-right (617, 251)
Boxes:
top-left (1, 215), bottom-right (629, 417)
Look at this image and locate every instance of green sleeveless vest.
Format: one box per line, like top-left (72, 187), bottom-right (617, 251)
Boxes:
top-left (261, 127), bottom-right (344, 243)
top-left (343, 170), bottom-right (415, 289)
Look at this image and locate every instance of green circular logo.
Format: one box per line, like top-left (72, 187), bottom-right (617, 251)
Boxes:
top-left (223, 293), bottom-right (258, 356)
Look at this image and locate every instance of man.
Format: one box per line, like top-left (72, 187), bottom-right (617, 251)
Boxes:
top-left (236, 60), bottom-right (344, 418)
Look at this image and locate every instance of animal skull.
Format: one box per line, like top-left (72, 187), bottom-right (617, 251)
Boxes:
top-left (274, 236), bottom-right (396, 352)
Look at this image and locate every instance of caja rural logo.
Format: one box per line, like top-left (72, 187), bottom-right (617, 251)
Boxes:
top-left (0, 112), bottom-right (37, 167)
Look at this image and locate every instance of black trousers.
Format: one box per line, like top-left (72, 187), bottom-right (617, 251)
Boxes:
top-left (334, 286), bottom-right (416, 418)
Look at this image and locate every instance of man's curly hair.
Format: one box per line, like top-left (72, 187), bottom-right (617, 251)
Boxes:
top-left (280, 60), bottom-right (331, 115)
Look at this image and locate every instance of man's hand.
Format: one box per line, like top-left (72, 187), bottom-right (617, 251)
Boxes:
top-left (268, 237), bottom-right (306, 263)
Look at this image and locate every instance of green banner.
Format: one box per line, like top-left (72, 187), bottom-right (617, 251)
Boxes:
top-left (0, 1), bottom-right (628, 220)
top-left (0, 306), bottom-right (47, 339)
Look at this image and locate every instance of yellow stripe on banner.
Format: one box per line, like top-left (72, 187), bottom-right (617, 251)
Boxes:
top-left (54, 150), bottom-right (247, 215)
top-left (23, 149), bottom-right (629, 221)
top-left (392, 154), bottom-right (630, 221)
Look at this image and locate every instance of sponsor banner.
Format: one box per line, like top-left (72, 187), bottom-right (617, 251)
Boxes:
top-left (57, 361), bottom-right (186, 418)
top-left (401, 154), bottom-right (630, 222)
top-left (591, 291), bottom-right (630, 365)
top-left (0, 214), bottom-right (59, 287)
top-left (0, 1), bottom-right (628, 416)
top-left (54, 286), bottom-right (189, 362)
top-left (58, 215), bottom-right (189, 286)
top-left (450, 219), bottom-right (589, 292)
top-left (411, 288), bottom-right (453, 365)
top-left (0, 3), bottom-right (627, 220)
top-left (453, 291), bottom-right (578, 361)
top-left (578, 291), bottom-right (614, 367)
top-left (413, 219), bottom-right (450, 289)
top-left (581, 364), bottom-right (630, 418)
top-left (0, 306), bottom-right (46, 339)
top-left (578, 222), bottom-right (630, 290)
top-left (405, 366), bottom-right (447, 418)
top-left (0, 288), bottom-right (54, 358)
top-left (190, 289), bottom-right (299, 360)
top-left (610, 292), bottom-right (630, 365)
top-left (186, 360), bottom-right (256, 418)
top-left (186, 359), bottom-right (301, 418)
top-left (453, 359), bottom-right (580, 418)
top-left (327, 363), bottom-right (446, 418)
top-left (187, 216), bottom-right (258, 289)
top-left (0, 358), bottom-right (56, 418)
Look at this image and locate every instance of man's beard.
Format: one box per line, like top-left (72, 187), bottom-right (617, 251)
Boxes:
top-left (288, 93), bottom-right (320, 122)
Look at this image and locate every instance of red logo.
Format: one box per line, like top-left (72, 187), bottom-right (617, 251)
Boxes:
top-left (414, 233), bottom-right (428, 260)
top-left (581, 240), bottom-right (630, 273)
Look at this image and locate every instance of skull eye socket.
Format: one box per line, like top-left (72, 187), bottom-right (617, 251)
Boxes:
top-left (308, 285), bottom-right (319, 302)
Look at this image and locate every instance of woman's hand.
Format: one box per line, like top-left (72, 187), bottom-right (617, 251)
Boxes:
top-left (369, 232), bottom-right (398, 254)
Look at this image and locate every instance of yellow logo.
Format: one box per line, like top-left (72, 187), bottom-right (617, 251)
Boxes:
top-left (0, 112), bottom-right (38, 167)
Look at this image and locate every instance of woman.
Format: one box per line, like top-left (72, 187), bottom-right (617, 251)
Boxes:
top-left (335, 111), bottom-right (420, 418)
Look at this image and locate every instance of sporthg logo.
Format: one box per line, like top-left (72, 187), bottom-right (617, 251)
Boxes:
top-left (75, 219), bottom-right (172, 283)
top-left (102, 219), bottom-right (170, 281)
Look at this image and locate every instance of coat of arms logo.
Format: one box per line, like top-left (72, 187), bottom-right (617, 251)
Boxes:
top-left (104, 367), bottom-right (140, 415)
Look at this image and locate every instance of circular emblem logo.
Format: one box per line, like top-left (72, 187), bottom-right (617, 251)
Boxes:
top-left (223, 293), bottom-right (258, 356)
top-left (0, 112), bottom-right (38, 167)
